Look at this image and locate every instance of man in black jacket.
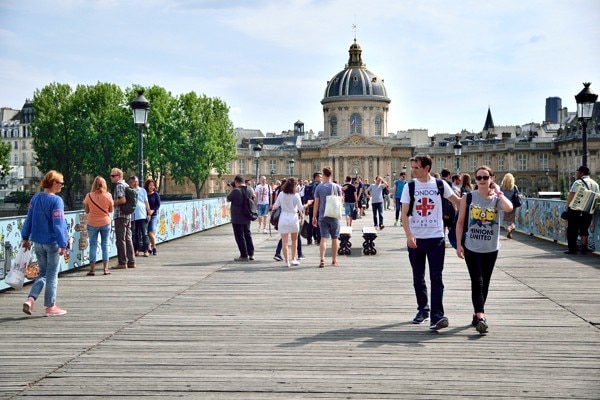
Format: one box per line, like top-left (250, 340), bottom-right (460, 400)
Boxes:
top-left (303, 171), bottom-right (322, 245)
top-left (226, 175), bottom-right (255, 261)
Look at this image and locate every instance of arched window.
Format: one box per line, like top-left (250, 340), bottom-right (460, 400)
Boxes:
top-left (374, 115), bottom-right (382, 136)
top-left (330, 116), bottom-right (338, 136)
top-left (350, 113), bottom-right (362, 134)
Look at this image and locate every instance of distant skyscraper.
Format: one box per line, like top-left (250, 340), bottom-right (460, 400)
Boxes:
top-left (545, 97), bottom-right (562, 123)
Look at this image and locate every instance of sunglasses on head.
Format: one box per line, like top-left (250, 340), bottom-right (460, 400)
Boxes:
top-left (475, 175), bottom-right (491, 181)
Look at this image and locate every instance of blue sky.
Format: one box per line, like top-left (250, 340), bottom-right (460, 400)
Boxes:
top-left (1, 0), bottom-right (599, 135)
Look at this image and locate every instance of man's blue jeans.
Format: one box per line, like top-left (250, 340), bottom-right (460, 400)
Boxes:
top-left (87, 223), bottom-right (111, 263)
top-left (371, 202), bottom-right (383, 226)
top-left (28, 242), bottom-right (61, 308)
top-left (407, 237), bottom-right (446, 320)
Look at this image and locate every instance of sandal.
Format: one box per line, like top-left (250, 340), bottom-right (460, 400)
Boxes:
top-left (103, 270), bottom-right (112, 275)
top-left (86, 271), bottom-right (95, 276)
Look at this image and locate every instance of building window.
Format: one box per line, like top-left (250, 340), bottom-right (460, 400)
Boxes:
top-left (470, 156), bottom-right (477, 171)
top-left (374, 115), bottom-right (382, 136)
top-left (539, 153), bottom-right (549, 171)
top-left (14, 141), bottom-right (18, 150)
top-left (313, 162), bottom-right (321, 174)
top-left (269, 160), bottom-right (277, 176)
top-left (498, 154), bottom-right (504, 171)
top-left (484, 154), bottom-right (492, 167)
top-left (330, 116), bottom-right (338, 137)
top-left (517, 153), bottom-right (527, 171)
top-left (436, 157), bottom-right (445, 171)
top-left (350, 113), bottom-right (362, 134)
top-left (239, 159), bottom-right (246, 175)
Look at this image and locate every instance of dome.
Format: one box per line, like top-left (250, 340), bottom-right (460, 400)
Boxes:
top-left (322, 39), bottom-right (390, 104)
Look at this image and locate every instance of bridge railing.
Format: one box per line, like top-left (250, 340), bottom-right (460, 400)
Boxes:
top-left (0, 197), bottom-right (230, 291)
top-left (514, 197), bottom-right (598, 253)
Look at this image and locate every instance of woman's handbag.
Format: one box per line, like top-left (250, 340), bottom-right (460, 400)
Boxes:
top-left (270, 207), bottom-right (281, 230)
top-left (300, 219), bottom-right (309, 239)
top-left (5, 247), bottom-right (31, 289)
top-left (511, 188), bottom-right (522, 208)
top-left (324, 184), bottom-right (342, 219)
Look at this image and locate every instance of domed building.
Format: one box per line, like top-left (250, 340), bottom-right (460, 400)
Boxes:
top-left (321, 38), bottom-right (391, 139)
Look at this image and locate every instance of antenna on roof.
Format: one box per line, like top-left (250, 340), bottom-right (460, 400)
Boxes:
top-left (352, 20), bottom-right (358, 40)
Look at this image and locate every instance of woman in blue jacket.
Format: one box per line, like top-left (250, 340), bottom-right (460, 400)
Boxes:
top-left (21, 170), bottom-right (69, 317)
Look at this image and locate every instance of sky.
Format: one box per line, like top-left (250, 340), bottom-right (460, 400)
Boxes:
top-left (1, 0), bottom-right (599, 136)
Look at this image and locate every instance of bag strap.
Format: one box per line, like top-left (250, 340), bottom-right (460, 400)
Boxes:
top-left (87, 193), bottom-right (110, 216)
top-left (408, 181), bottom-right (415, 216)
top-left (578, 178), bottom-right (590, 190)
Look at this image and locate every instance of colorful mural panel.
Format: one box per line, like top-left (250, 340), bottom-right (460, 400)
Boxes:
top-left (1, 197), bottom-right (230, 291)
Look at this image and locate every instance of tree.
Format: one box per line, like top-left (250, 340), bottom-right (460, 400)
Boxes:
top-left (171, 93), bottom-right (236, 198)
top-left (32, 83), bottom-right (88, 210)
top-left (0, 141), bottom-right (11, 180)
top-left (136, 85), bottom-right (179, 192)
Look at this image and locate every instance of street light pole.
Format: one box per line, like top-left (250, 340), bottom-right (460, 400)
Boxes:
top-left (253, 144), bottom-right (262, 189)
top-left (288, 158), bottom-right (295, 178)
top-left (131, 90), bottom-right (150, 181)
top-left (453, 134), bottom-right (463, 174)
top-left (575, 82), bottom-right (598, 168)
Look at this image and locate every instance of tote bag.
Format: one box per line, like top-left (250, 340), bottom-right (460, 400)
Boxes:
top-left (324, 184), bottom-right (342, 219)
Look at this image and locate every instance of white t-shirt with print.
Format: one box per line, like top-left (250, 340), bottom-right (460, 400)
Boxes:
top-left (400, 177), bottom-right (454, 239)
top-left (255, 184), bottom-right (271, 205)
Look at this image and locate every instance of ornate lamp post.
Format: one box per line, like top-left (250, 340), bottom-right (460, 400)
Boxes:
top-left (131, 90), bottom-right (150, 181)
top-left (401, 164), bottom-right (407, 175)
top-left (270, 169), bottom-right (275, 183)
top-left (575, 82), bottom-right (598, 168)
top-left (392, 170), bottom-right (397, 181)
top-left (453, 134), bottom-right (463, 174)
top-left (288, 158), bottom-right (295, 177)
top-left (253, 144), bottom-right (262, 188)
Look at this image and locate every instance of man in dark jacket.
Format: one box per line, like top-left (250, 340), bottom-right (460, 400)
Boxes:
top-left (226, 175), bottom-right (255, 261)
top-left (303, 171), bottom-right (322, 245)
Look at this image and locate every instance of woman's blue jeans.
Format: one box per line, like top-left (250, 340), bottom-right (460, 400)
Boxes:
top-left (28, 242), bottom-right (61, 308)
top-left (87, 223), bottom-right (111, 263)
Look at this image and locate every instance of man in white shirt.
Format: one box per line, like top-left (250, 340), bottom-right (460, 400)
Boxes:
top-left (254, 176), bottom-right (271, 234)
top-left (401, 155), bottom-right (461, 331)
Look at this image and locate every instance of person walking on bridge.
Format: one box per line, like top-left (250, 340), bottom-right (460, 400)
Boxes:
top-left (564, 166), bottom-right (600, 255)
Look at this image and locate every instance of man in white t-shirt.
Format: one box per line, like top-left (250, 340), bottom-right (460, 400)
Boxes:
top-left (254, 176), bottom-right (271, 234)
top-left (401, 155), bottom-right (461, 331)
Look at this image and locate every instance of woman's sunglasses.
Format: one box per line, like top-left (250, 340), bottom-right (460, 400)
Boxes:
top-left (475, 175), bottom-right (491, 181)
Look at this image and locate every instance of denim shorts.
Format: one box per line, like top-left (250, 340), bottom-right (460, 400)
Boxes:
top-left (148, 215), bottom-right (158, 232)
top-left (344, 202), bottom-right (355, 217)
top-left (258, 203), bottom-right (269, 217)
top-left (319, 217), bottom-right (340, 239)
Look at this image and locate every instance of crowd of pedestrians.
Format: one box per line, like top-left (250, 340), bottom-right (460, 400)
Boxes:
top-left (18, 159), bottom-right (598, 338)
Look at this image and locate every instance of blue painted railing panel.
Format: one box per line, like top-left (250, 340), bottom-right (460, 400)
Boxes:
top-left (513, 198), bottom-right (598, 252)
top-left (0, 197), bottom-right (230, 291)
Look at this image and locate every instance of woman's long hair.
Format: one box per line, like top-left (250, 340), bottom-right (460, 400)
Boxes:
top-left (90, 176), bottom-right (107, 193)
top-left (501, 173), bottom-right (515, 191)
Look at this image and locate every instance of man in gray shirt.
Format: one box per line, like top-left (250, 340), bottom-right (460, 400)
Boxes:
top-left (367, 175), bottom-right (388, 229)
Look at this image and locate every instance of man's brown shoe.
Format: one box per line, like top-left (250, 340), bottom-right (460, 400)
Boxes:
top-left (127, 264), bottom-right (136, 268)
top-left (112, 264), bottom-right (127, 269)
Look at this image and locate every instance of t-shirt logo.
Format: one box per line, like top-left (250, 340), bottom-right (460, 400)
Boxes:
top-left (415, 197), bottom-right (436, 216)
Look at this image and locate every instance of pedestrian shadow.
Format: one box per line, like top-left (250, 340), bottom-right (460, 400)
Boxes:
top-left (278, 321), bottom-right (472, 349)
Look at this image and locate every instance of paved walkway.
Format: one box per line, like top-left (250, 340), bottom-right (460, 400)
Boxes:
top-left (1, 208), bottom-right (599, 399)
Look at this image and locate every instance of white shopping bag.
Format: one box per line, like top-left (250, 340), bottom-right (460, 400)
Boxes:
top-left (5, 247), bottom-right (31, 290)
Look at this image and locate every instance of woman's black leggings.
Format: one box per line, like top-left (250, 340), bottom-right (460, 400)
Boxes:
top-left (464, 248), bottom-right (498, 313)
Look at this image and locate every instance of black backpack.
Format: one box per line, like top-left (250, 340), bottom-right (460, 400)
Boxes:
top-left (242, 187), bottom-right (258, 221)
top-left (407, 179), bottom-right (455, 227)
top-left (120, 185), bottom-right (138, 215)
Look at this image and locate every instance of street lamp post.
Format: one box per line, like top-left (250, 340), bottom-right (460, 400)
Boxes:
top-left (131, 90), bottom-right (150, 181)
top-left (453, 134), bottom-right (463, 174)
top-left (270, 169), bottom-right (275, 184)
top-left (401, 164), bottom-right (407, 175)
top-left (575, 82), bottom-right (598, 168)
top-left (288, 158), bottom-right (295, 177)
top-left (392, 170), bottom-right (397, 181)
top-left (253, 144), bottom-right (262, 188)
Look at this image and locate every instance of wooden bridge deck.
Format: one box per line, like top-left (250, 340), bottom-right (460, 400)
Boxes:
top-left (1, 209), bottom-right (599, 399)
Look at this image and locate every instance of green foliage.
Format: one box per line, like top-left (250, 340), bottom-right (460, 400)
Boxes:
top-left (15, 191), bottom-right (32, 215)
top-left (171, 93), bottom-right (236, 198)
top-left (0, 141), bottom-right (11, 179)
top-left (31, 82), bottom-right (237, 204)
